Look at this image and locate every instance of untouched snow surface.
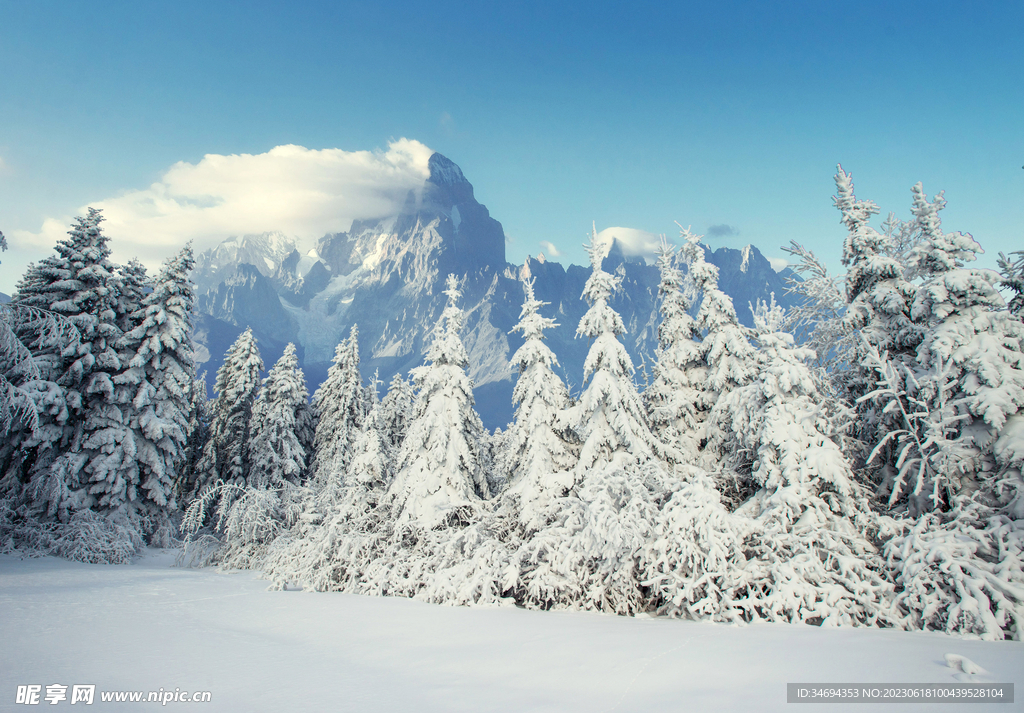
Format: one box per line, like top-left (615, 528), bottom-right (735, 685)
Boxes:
top-left (1, 550), bottom-right (1021, 712)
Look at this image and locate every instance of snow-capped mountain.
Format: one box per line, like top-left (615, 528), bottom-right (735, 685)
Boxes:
top-left (192, 232), bottom-right (299, 294)
top-left (191, 153), bottom-right (799, 428)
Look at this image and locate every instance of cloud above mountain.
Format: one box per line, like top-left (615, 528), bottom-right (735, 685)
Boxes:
top-left (594, 226), bottom-right (662, 264)
top-left (14, 139), bottom-right (434, 271)
top-left (538, 240), bottom-right (563, 258)
top-left (707, 223), bottom-right (738, 238)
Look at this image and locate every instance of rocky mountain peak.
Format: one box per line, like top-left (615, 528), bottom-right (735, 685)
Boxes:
top-left (428, 153), bottom-right (469, 187)
top-left (425, 153), bottom-right (475, 208)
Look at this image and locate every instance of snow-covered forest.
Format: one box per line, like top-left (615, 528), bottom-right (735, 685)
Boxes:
top-left (3, 166), bottom-right (1024, 641)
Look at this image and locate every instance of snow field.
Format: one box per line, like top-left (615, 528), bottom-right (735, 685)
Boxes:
top-left (1, 549), bottom-right (1021, 712)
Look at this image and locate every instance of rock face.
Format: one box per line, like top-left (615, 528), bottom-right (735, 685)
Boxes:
top-left (191, 153), bottom-right (799, 429)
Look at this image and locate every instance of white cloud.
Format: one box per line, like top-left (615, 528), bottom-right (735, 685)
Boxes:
top-left (12, 139), bottom-right (434, 271)
top-left (767, 257), bottom-right (791, 273)
top-left (594, 226), bottom-right (662, 264)
top-left (538, 240), bottom-right (562, 258)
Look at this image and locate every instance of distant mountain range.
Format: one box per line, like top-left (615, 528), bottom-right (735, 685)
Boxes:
top-left (190, 153), bottom-right (800, 429)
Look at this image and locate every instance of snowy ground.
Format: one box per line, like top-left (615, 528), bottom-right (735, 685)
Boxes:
top-left (1, 550), bottom-right (1021, 712)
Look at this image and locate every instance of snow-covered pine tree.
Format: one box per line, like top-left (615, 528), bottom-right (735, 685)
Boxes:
top-left (510, 227), bottom-right (669, 614)
top-left (0, 304), bottom-right (43, 441)
top-left (309, 326), bottom-right (365, 489)
top-left (388, 274), bottom-right (490, 528)
top-left (501, 276), bottom-right (577, 532)
top-left (249, 343), bottom-right (310, 489)
top-left (0, 234), bottom-right (77, 478)
top-left (347, 379), bottom-right (394, 492)
top-left (680, 226), bottom-right (760, 505)
top-left (643, 463), bottom-right (749, 622)
top-left (264, 277), bottom-right (508, 603)
top-left (874, 184), bottom-right (1024, 640)
top-left (572, 227), bottom-right (672, 473)
top-left (201, 342), bottom-right (310, 568)
top-left (838, 166), bottom-right (920, 355)
top-left (114, 258), bottom-right (150, 335)
top-left (682, 227), bottom-right (759, 405)
top-left (644, 236), bottom-right (705, 460)
top-left (780, 241), bottom-right (856, 379)
top-left (12, 209), bottom-right (136, 522)
top-left (379, 372), bottom-right (414, 451)
top-left (834, 166), bottom-right (921, 483)
top-left (114, 245), bottom-right (196, 542)
top-left (175, 373), bottom-right (210, 506)
top-left (187, 328), bottom-right (263, 513)
top-left (715, 297), bottom-right (893, 625)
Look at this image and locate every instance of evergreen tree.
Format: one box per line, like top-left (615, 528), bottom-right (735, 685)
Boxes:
top-left (347, 389), bottom-right (394, 492)
top-left (682, 227), bottom-right (760, 503)
top-left (834, 166), bottom-right (921, 484)
top-left (0, 235), bottom-right (75, 465)
top-left (249, 344), bottom-right (310, 489)
top-left (175, 373), bottom-right (210, 506)
top-left (114, 245), bottom-right (195, 538)
top-left (837, 166), bottom-right (920, 355)
top-left (644, 236), bottom-right (705, 459)
top-left (309, 326), bottom-right (365, 487)
top-left (901, 185), bottom-right (1022, 507)
top-left (779, 240), bottom-right (857, 379)
top-left (682, 227), bottom-right (758, 405)
top-left (511, 227), bottom-right (668, 614)
top-left (114, 259), bottom-right (150, 335)
top-left (719, 298), bottom-right (892, 625)
top-left (379, 372), bottom-right (414, 451)
top-left (0, 304), bottom-right (43, 440)
top-left (12, 209), bottom-right (130, 520)
top-left (502, 276), bottom-right (576, 531)
top-left (191, 328), bottom-right (263, 500)
top-left (571, 228), bottom-right (670, 472)
top-left (388, 274), bottom-right (490, 528)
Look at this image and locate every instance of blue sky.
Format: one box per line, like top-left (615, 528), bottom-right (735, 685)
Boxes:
top-left (1, 0), bottom-right (1021, 289)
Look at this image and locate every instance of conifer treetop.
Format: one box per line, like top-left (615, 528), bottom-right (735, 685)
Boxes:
top-left (428, 275), bottom-right (470, 368)
top-left (577, 224), bottom-right (625, 340)
top-left (513, 277), bottom-right (559, 345)
top-left (909, 183), bottom-right (981, 276)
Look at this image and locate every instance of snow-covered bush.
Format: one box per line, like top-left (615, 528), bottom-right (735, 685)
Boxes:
top-left (0, 498), bottom-right (145, 564)
top-left (884, 500), bottom-right (1024, 640)
top-left (644, 466), bottom-right (748, 621)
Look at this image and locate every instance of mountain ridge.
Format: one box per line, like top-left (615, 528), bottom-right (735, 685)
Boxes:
top-left (190, 153), bottom-right (800, 428)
